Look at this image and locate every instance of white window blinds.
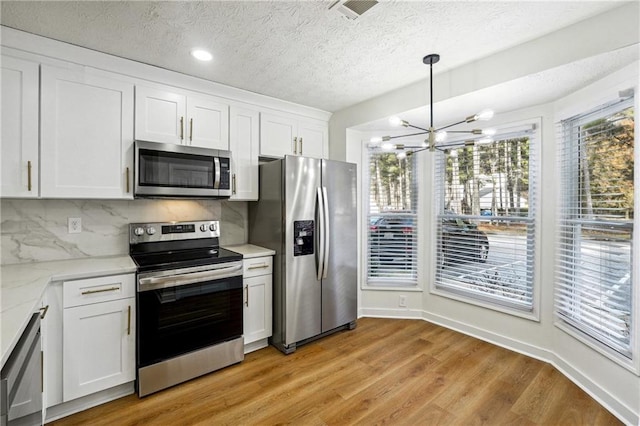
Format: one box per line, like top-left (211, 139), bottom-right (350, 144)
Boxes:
top-left (366, 149), bottom-right (418, 286)
top-left (556, 97), bottom-right (635, 358)
top-left (434, 126), bottom-right (537, 311)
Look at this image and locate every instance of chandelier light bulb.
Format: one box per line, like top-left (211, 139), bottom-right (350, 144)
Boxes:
top-left (381, 142), bottom-right (394, 150)
top-left (396, 151), bottom-right (407, 159)
top-left (389, 116), bottom-right (403, 126)
top-left (482, 128), bottom-right (496, 136)
top-left (476, 110), bottom-right (494, 121)
top-left (476, 137), bottom-right (494, 145)
top-left (435, 130), bottom-right (447, 142)
top-left (370, 136), bottom-right (382, 144)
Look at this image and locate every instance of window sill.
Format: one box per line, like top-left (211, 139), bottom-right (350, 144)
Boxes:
top-left (430, 287), bottom-right (539, 322)
top-left (361, 285), bottom-right (423, 292)
top-left (554, 320), bottom-right (638, 375)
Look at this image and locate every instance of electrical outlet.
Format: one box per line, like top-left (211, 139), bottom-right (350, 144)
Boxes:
top-left (68, 217), bottom-right (82, 234)
top-left (399, 295), bottom-right (407, 308)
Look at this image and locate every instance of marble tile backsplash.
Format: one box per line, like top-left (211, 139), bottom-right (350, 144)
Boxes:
top-left (1, 199), bottom-right (248, 265)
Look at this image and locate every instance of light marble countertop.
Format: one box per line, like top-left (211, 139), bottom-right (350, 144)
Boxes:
top-left (224, 244), bottom-right (275, 259)
top-left (1, 255), bottom-right (136, 367)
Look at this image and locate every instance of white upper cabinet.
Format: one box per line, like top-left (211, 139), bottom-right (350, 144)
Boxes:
top-left (40, 65), bottom-right (134, 199)
top-left (229, 106), bottom-right (259, 201)
top-left (297, 120), bottom-right (328, 159)
top-left (135, 85), bottom-right (229, 150)
top-left (260, 112), bottom-right (327, 159)
top-left (1, 55), bottom-right (39, 198)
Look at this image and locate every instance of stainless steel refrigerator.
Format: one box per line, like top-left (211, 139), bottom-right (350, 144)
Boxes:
top-left (249, 156), bottom-right (357, 354)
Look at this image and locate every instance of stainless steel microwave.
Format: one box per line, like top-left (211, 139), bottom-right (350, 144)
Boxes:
top-left (134, 140), bottom-right (232, 198)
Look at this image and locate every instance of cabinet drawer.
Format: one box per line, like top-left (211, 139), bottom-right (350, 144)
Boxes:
top-left (63, 274), bottom-right (135, 308)
top-left (243, 256), bottom-right (273, 278)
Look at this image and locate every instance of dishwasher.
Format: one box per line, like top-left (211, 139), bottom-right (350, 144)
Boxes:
top-left (1, 313), bottom-right (42, 426)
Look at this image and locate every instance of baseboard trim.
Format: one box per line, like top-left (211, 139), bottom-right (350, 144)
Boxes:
top-left (550, 353), bottom-right (637, 425)
top-left (360, 307), bottom-right (423, 319)
top-left (244, 338), bottom-right (269, 354)
top-left (360, 309), bottom-right (638, 425)
top-left (45, 382), bottom-right (134, 423)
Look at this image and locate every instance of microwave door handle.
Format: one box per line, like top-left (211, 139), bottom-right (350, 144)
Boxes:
top-left (316, 187), bottom-right (325, 281)
top-left (213, 157), bottom-right (221, 189)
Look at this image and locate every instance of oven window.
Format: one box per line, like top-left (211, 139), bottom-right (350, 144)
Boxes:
top-left (139, 149), bottom-right (214, 188)
top-left (137, 276), bottom-right (243, 367)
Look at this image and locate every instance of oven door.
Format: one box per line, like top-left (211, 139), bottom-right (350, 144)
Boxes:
top-left (134, 140), bottom-right (231, 198)
top-left (137, 262), bottom-right (243, 368)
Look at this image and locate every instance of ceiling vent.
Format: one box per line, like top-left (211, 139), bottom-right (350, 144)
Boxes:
top-left (329, 0), bottom-right (378, 20)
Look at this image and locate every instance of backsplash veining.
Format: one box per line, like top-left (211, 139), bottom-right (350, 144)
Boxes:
top-left (0, 199), bottom-right (248, 265)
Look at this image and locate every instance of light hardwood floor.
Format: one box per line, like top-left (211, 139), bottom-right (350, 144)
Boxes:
top-left (50, 318), bottom-right (621, 425)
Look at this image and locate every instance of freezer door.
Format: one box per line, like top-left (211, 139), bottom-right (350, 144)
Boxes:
top-left (321, 159), bottom-right (357, 332)
top-left (284, 156), bottom-right (322, 345)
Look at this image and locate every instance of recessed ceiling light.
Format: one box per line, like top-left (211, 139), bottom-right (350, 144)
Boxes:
top-left (190, 49), bottom-right (213, 62)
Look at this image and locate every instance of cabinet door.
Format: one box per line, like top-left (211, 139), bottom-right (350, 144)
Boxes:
top-left (297, 120), bottom-right (328, 159)
top-left (243, 274), bottom-right (273, 345)
top-left (40, 65), bottom-right (134, 199)
top-left (187, 96), bottom-right (229, 149)
top-left (135, 85), bottom-right (186, 144)
top-left (260, 112), bottom-right (297, 158)
top-left (1, 55), bottom-right (39, 198)
top-left (229, 106), bottom-right (259, 200)
top-left (63, 298), bottom-right (135, 402)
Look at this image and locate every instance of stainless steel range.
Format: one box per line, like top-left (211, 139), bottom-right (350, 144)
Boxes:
top-left (129, 220), bottom-right (244, 397)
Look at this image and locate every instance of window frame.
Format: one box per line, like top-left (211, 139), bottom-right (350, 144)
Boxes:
top-left (554, 94), bottom-right (638, 368)
top-left (430, 119), bottom-right (542, 320)
top-left (362, 138), bottom-right (424, 290)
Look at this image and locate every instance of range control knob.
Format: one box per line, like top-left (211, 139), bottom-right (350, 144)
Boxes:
top-left (200, 224), bottom-right (208, 232)
top-left (134, 227), bottom-right (145, 236)
top-left (146, 227), bottom-right (156, 235)
top-left (209, 223), bottom-right (217, 232)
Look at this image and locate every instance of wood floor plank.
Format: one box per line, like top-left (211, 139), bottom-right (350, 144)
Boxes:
top-left (49, 318), bottom-right (622, 426)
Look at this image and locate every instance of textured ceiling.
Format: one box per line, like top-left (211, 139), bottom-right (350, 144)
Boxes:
top-left (0, 1), bottom-right (630, 112)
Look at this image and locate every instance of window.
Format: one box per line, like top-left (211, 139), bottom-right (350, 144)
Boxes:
top-left (434, 125), bottom-right (538, 312)
top-left (556, 97), bottom-right (635, 358)
top-left (365, 148), bottom-right (418, 286)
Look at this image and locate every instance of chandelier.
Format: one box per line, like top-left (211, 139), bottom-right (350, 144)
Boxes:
top-left (370, 54), bottom-right (495, 158)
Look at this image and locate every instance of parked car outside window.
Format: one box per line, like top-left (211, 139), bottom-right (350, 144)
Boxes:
top-left (441, 210), bottom-right (489, 266)
top-left (367, 211), bottom-right (489, 270)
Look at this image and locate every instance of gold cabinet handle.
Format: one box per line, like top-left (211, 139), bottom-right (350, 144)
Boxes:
top-left (126, 167), bottom-right (130, 193)
top-left (39, 305), bottom-right (49, 320)
top-left (127, 305), bottom-right (131, 335)
top-left (81, 286), bottom-right (120, 295)
top-left (245, 285), bottom-right (249, 307)
top-left (247, 263), bottom-right (269, 270)
top-left (293, 136), bottom-right (298, 155)
top-left (299, 137), bottom-right (303, 155)
top-left (180, 116), bottom-right (184, 142)
top-left (189, 118), bottom-right (193, 144)
top-left (27, 160), bottom-right (32, 191)
top-left (232, 174), bottom-right (237, 195)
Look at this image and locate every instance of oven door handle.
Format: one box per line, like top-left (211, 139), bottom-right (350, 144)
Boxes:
top-left (138, 263), bottom-right (243, 292)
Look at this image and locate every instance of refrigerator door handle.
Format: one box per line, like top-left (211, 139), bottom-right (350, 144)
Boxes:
top-left (316, 187), bottom-right (326, 281)
top-left (321, 186), bottom-right (330, 279)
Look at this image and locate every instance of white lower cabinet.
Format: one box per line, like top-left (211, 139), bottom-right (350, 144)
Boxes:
top-left (243, 256), bottom-right (273, 352)
top-left (62, 274), bottom-right (135, 402)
